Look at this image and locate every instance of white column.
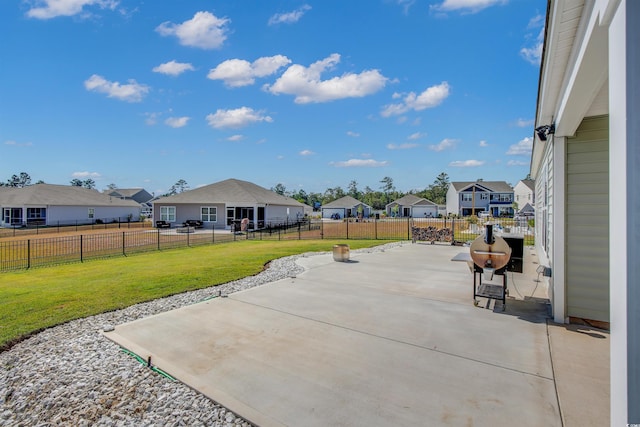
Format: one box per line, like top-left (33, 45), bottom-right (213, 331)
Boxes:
top-left (609, 1), bottom-right (640, 424)
top-left (552, 136), bottom-right (566, 324)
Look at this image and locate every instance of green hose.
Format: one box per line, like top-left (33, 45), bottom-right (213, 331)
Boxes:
top-left (120, 348), bottom-right (176, 381)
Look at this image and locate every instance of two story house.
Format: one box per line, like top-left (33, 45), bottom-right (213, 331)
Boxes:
top-left (446, 181), bottom-right (514, 217)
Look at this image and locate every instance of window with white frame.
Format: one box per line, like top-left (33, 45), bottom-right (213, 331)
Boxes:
top-left (201, 207), bottom-right (217, 222)
top-left (461, 193), bottom-right (473, 201)
top-left (160, 206), bottom-right (176, 222)
top-left (88, 208), bottom-right (95, 219)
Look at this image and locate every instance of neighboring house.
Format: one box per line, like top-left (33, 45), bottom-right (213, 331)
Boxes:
top-left (106, 188), bottom-right (154, 218)
top-left (321, 196), bottom-right (371, 219)
top-left (446, 181), bottom-right (514, 217)
top-left (152, 178), bottom-right (305, 230)
top-left (531, 1), bottom-right (638, 423)
top-left (385, 194), bottom-right (438, 218)
top-left (513, 179), bottom-right (535, 211)
top-left (105, 188), bottom-right (153, 204)
top-left (0, 184), bottom-right (141, 227)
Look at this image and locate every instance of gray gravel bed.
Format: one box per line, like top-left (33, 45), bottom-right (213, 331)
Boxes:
top-left (1, 242), bottom-right (404, 426)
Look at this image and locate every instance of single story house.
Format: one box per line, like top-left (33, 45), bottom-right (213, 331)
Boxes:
top-left (0, 184), bottom-right (141, 227)
top-left (385, 194), bottom-right (439, 218)
top-left (152, 178), bottom-right (305, 230)
top-left (321, 196), bottom-right (372, 219)
top-left (446, 181), bottom-right (514, 217)
top-left (531, 1), bottom-right (638, 422)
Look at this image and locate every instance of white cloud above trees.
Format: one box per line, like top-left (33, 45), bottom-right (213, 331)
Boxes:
top-left (208, 55), bottom-right (291, 87)
top-left (152, 61), bottom-right (195, 76)
top-left (206, 107), bottom-right (273, 129)
top-left (156, 11), bottom-right (230, 49)
top-left (381, 82), bottom-right (450, 117)
top-left (84, 74), bottom-right (149, 102)
top-left (264, 54), bottom-right (387, 104)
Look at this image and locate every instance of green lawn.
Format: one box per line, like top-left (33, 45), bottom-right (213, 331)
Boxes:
top-left (0, 239), bottom-right (389, 350)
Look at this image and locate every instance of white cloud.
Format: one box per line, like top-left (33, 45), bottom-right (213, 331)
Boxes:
top-left (227, 134), bottom-right (244, 142)
top-left (506, 137), bottom-right (533, 155)
top-left (164, 116), bottom-right (190, 128)
top-left (264, 53), bottom-right (387, 104)
top-left (152, 60), bottom-right (195, 76)
top-left (4, 140), bottom-right (32, 147)
top-left (521, 26), bottom-right (544, 65)
top-left (527, 14), bottom-right (544, 29)
top-left (515, 118), bottom-right (534, 127)
top-left (381, 82), bottom-right (450, 117)
top-left (346, 131), bottom-right (360, 137)
top-left (268, 5), bottom-right (311, 25)
top-left (387, 143), bottom-right (419, 150)
top-left (479, 140), bottom-right (488, 147)
top-left (208, 55), bottom-right (291, 87)
top-left (26, 0), bottom-right (118, 19)
top-left (144, 112), bottom-right (160, 125)
top-left (206, 107), bottom-right (273, 129)
top-left (507, 160), bottom-right (528, 166)
top-left (431, 0), bottom-right (507, 14)
top-left (408, 132), bottom-right (426, 140)
top-left (330, 159), bottom-right (388, 167)
top-left (429, 138), bottom-right (456, 152)
top-left (84, 74), bottom-right (149, 102)
top-left (449, 160), bottom-right (485, 167)
top-left (72, 171), bottom-right (101, 178)
top-left (299, 149), bottom-right (315, 156)
top-left (156, 11), bottom-right (229, 50)
top-left (397, 0), bottom-right (416, 15)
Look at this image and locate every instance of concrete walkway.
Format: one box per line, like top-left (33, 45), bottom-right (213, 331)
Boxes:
top-left (105, 243), bottom-right (609, 427)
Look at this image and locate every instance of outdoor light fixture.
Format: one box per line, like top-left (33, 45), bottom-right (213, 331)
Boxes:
top-left (535, 124), bottom-right (555, 141)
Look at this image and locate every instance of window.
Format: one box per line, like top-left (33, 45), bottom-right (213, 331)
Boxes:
top-left (201, 207), bottom-right (217, 222)
top-left (27, 208), bottom-right (46, 219)
top-left (88, 208), bottom-right (95, 219)
top-left (461, 193), bottom-right (473, 201)
top-left (160, 206), bottom-right (176, 222)
top-left (480, 193), bottom-right (489, 200)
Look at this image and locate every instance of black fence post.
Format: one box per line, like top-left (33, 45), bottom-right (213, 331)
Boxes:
top-left (321, 219), bottom-right (324, 239)
top-left (187, 229), bottom-right (190, 247)
top-left (451, 219), bottom-right (456, 245)
top-left (27, 239), bottom-right (31, 269)
top-left (298, 222), bottom-right (301, 240)
top-left (212, 228), bottom-right (215, 244)
top-left (407, 218), bottom-right (410, 240)
top-left (122, 232), bottom-right (126, 256)
top-left (346, 218), bottom-right (349, 240)
top-left (80, 234), bottom-right (83, 263)
top-left (157, 228), bottom-right (160, 250)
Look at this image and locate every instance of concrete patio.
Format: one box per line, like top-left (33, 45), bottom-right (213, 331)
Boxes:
top-left (105, 242), bottom-right (609, 427)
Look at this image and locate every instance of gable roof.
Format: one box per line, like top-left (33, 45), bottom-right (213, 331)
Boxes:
top-left (0, 184), bottom-right (141, 207)
top-left (107, 188), bottom-right (152, 198)
top-left (387, 194), bottom-right (437, 207)
top-left (322, 196), bottom-right (371, 209)
top-left (153, 178), bottom-right (304, 207)
top-left (517, 179), bottom-right (535, 191)
top-left (451, 181), bottom-right (513, 193)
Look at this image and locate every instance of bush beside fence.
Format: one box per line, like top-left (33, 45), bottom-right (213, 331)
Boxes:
top-left (0, 218), bottom-right (534, 272)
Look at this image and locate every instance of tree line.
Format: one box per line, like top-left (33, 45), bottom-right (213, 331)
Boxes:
top-left (1, 172), bottom-right (450, 210)
top-left (271, 173), bottom-right (450, 210)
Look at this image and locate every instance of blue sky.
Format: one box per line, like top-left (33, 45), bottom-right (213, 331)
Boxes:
top-left (0, 0), bottom-right (545, 196)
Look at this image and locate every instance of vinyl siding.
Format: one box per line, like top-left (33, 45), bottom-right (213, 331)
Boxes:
top-left (565, 115), bottom-right (609, 322)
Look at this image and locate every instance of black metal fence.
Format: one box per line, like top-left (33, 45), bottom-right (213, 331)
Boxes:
top-left (0, 218), bottom-right (151, 239)
top-left (0, 217), bottom-right (534, 272)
